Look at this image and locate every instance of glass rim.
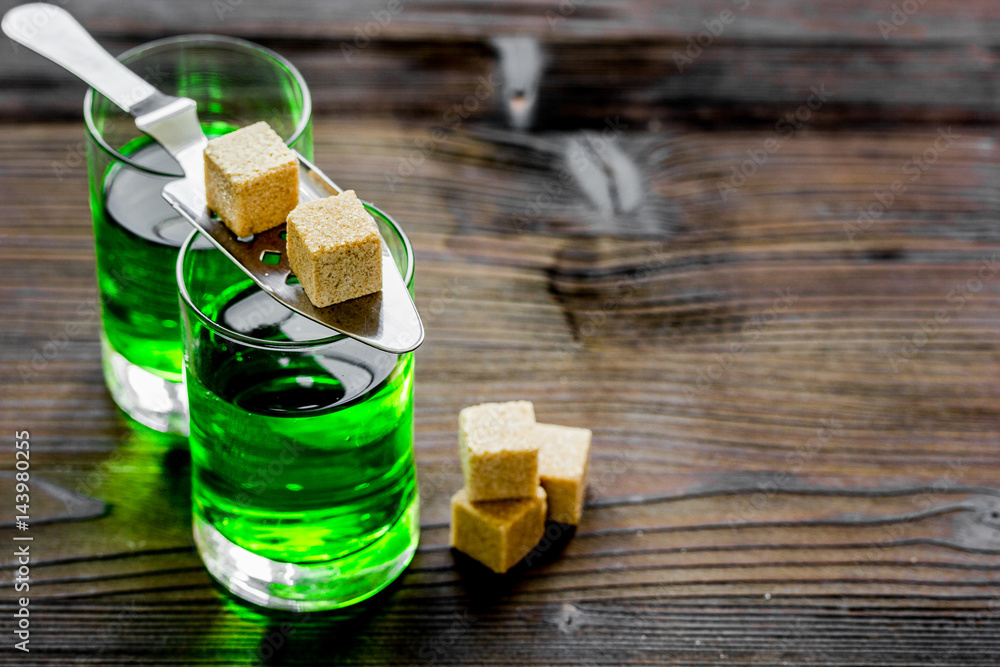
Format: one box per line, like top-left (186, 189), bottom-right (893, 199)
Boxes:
top-left (83, 34), bottom-right (313, 178)
top-left (176, 203), bottom-right (416, 351)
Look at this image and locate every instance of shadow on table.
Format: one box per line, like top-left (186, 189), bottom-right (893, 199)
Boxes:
top-left (219, 573), bottom-right (407, 665)
top-left (451, 520), bottom-right (577, 601)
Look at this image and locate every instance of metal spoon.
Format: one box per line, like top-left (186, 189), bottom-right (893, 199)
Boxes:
top-left (2, 3), bottom-right (424, 354)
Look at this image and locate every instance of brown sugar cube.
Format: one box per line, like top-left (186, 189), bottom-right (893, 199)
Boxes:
top-left (534, 423), bottom-right (592, 525)
top-left (285, 190), bottom-right (383, 307)
top-left (204, 121), bottom-right (299, 237)
top-left (450, 487), bottom-right (546, 573)
top-left (459, 401), bottom-right (537, 501)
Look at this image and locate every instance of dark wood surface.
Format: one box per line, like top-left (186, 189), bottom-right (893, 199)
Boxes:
top-left (2, 1), bottom-right (999, 665)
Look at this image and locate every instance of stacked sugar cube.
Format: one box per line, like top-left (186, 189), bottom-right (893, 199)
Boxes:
top-left (450, 401), bottom-right (592, 573)
top-left (203, 121), bottom-right (381, 308)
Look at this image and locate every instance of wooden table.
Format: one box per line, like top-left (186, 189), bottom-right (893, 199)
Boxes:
top-left (2, 1), bottom-right (999, 664)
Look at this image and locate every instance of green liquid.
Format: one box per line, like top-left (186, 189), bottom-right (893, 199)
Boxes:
top-left (187, 282), bottom-right (418, 565)
top-left (91, 133), bottom-right (233, 382)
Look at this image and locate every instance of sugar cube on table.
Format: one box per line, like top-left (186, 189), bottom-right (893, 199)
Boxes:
top-left (534, 423), bottom-right (592, 525)
top-left (286, 190), bottom-right (383, 307)
top-left (459, 401), bottom-right (537, 501)
top-left (203, 121), bottom-right (299, 237)
top-left (450, 487), bottom-right (547, 574)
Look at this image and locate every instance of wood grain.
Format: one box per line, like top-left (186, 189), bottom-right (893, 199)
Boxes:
top-left (1, 113), bottom-right (998, 664)
top-left (1, 1), bottom-right (1000, 663)
top-left (1, 0), bottom-right (999, 124)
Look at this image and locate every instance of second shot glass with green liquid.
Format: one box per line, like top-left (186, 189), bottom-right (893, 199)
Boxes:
top-left (177, 208), bottom-right (419, 611)
top-left (84, 35), bottom-right (312, 433)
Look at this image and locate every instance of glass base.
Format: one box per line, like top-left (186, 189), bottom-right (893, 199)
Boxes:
top-left (193, 498), bottom-right (419, 611)
top-left (101, 334), bottom-right (189, 435)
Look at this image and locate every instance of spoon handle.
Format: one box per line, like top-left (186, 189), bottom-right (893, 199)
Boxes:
top-left (2, 3), bottom-right (156, 114)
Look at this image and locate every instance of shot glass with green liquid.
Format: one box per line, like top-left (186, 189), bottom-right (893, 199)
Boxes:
top-left (177, 210), bottom-right (419, 610)
top-left (84, 35), bottom-right (312, 433)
